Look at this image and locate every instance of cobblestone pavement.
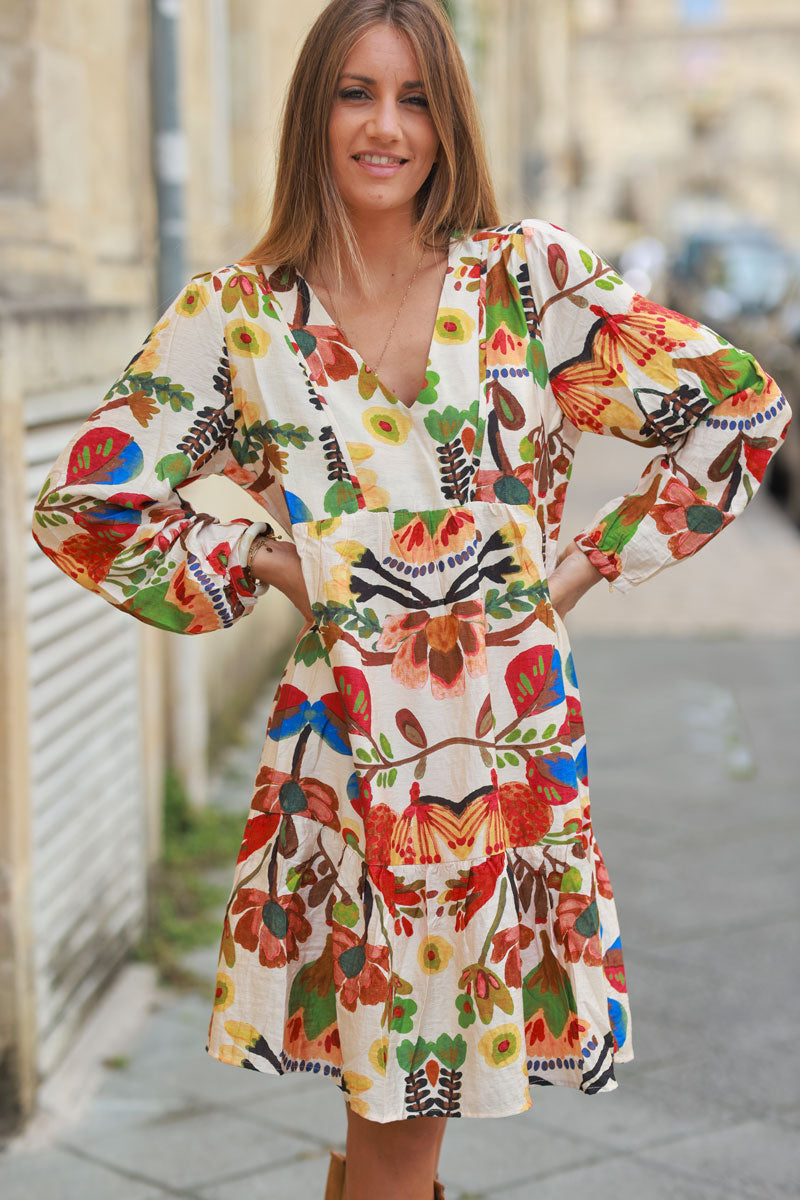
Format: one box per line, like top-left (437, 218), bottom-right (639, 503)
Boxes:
top-left (3, 442), bottom-right (799, 1199)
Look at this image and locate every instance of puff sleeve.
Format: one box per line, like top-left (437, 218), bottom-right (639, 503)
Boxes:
top-left (31, 272), bottom-right (274, 633)
top-left (523, 219), bottom-right (793, 592)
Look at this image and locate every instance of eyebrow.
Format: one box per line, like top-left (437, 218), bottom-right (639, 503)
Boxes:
top-left (339, 73), bottom-right (425, 88)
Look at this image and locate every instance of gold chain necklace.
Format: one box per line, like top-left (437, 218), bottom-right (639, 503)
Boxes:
top-left (322, 249), bottom-right (432, 379)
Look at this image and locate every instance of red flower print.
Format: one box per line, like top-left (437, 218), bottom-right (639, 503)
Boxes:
top-left (504, 644), bottom-right (564, 719)
top-left (651, 478), bottom-right (732, 559)
top-left (332, 925), bottom-right (391, 1012)
top-left (547, 480), bottom-right (568, 528)
top-left (236, 763), bottom-right (340, 864)
top-left (554, 893), bottom-right (603, 965)
top-left (364, 803), bottom-right (399, 864)
top-left (593, 840), bottom-right (614, 901)
top-left (527, 1012), bottom-right (589, 1059)
top-left (207, 541), bottom-right (231, 575)
top-left (333, 666), bottom-right (373, 735)
top-left (230, 887), bottom-right (312, 967)
top-left (376, 602), bottom-right (487, 701)
top-left (442, 853), bottom-right (505, 932)
top-left (293, 325), bottom-right (359, 387)
top-left (251, 763), bottom-right (340, 827)
top-left (495, 775), bottom-right (554, 847)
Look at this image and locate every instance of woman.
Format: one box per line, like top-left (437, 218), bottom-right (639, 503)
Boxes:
top-left (31, 2), bottom-right (791, 1198)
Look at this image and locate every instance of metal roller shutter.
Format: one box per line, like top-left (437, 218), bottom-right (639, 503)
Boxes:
top-left (25, 392), bottom-right (149, 1077)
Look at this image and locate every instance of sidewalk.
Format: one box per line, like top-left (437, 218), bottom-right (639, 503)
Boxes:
top-left (3, 444), bottom-right (799, 1199)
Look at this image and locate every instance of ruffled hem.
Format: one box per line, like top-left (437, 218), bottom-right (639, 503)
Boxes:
top-left (205, 829), bottom-right (633, 1122)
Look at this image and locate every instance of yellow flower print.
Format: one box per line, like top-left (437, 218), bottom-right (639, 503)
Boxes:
top-left (498, 519), bottom-right (541, 583)
top-left (135, 316), bottom-right (170, 373)
top-left (306, 517), bottom-right (343, 539)
top-left (434, 308), bottom-right (476, 345)
top-left (358, 467), bottom-right (390, 510)
top-left (342, 1070), bottom-right (372, 1116)
top-left (347, 441), bottom-right (376, 464)
top-left (363, 406), bottom-right (413, 445)
top-left (334, 540), bottom-right (368, 565)
top-left (175, 282), bottom-right (209, 318)
top-left (213, 971), bottom-right (235, 1011)
top-left (368, 1037), bottom-right (389, 1076)
top-left (226, 318), bottom-right (270, 358)
top-left (233, 386), bottom-right (261, 428)
top-left (217, 1043), bottom-right (247, 1066)
top-left (478, 1022), bottom-right (522, 1068)
top-left (324, 562), bottom-right (352, 606)
top-left (417, 934), bottom-right (454, 974)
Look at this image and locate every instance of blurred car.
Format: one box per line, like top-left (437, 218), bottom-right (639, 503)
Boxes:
top-left (666, 225), bottom-right (800, 526)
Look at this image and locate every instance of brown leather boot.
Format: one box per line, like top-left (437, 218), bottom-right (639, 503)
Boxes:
top-left (324, 1149), bottom-right (446, 1199)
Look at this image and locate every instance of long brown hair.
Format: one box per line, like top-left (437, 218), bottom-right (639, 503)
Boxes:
top-left (240, 0), bottom-right (500, 286)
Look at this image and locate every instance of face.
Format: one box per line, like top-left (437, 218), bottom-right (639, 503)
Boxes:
top-left (327, 23), bottom-right (441, 221)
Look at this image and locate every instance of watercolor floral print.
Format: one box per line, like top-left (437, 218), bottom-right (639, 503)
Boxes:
top-left (32, 218), bottom-right (791, 1121)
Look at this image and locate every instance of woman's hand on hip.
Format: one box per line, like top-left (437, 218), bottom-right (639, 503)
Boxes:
top-left (547, 540), bottom-right (604, 618)
top-left (250, 538), bottom-right (315, 624)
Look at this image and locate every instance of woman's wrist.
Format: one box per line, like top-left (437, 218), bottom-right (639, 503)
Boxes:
top-left (549, 539), bottom-right (605, 615)
top-left (249, 535), bottom-right (283, 587)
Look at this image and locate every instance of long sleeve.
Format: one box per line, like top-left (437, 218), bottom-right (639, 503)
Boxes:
top-left (522, 219), bottom-right (792, 592)
top-left (31, 272), bottom-right (273, 634)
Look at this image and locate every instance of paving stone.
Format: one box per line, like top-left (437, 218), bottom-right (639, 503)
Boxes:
top-left (0, 1146), bottom-right (154, 1200)
top-left (59, 1107), bottom-right (313, 1193)
top-left (638, 1119), bottom-right (800, 1200)
top-left (434, 1113), bottom-right (582, 1194)
top-left (488, 1149), bottom-right (754, 1200)
top-left (195, 1148), bottom-right (335, 1200)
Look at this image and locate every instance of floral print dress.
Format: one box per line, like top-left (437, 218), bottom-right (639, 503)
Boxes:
top-left (32, 219), bottom-right (791, 1122)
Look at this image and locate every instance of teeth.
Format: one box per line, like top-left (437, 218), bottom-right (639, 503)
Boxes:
top-left (358, 154), bottom-right (403, 165)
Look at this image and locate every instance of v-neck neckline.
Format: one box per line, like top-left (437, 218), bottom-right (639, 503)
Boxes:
top-left (294, 234), bottom-right (461, 412)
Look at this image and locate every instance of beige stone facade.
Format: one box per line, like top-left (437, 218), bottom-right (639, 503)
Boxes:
top-left (0, 0), bottom-right (326, 1127)
top-left (554, 0), bottom-right (800, 255)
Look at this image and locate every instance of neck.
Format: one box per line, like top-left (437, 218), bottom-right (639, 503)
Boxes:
top-left (344, 207), bottom-right (428, 289)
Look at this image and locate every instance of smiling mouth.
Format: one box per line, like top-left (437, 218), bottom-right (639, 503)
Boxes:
top-left (353, 153), bottom-right (408, 165)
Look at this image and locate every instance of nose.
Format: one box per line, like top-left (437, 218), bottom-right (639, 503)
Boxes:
top-left (365, 95), bottom-right (402, 142)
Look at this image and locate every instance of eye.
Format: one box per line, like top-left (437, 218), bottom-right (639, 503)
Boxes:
top-left (339, 87), bottom-right (368, 101)
top-left (404, 94), bottom-right (429, 108)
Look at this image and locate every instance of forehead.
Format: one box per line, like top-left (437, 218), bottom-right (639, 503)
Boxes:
top-left (340, 23), bottom-right (421, 79)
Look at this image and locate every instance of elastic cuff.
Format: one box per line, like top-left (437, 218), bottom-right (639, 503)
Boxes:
top-left (572, 530), bottom-right (633, 594)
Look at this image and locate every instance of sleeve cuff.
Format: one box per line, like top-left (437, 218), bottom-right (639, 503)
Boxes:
top-left (235, 521), bottom-right (274, 599)
top-left (572, 529), bottom-right (635, 595)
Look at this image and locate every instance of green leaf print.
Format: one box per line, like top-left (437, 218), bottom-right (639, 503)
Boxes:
top-left (288, 955), bottom-right (337, 1042)
top-left (415, 368), bottom-right (440, 406)
top-left (579, 248), bottom-right (594, 273)
top-left (423, 405), bottom-right (466, 445)
top-left (390, 998), bottom-right (418, 1034)
top-left (124, 370), bottom-right (195, 413)
top-left (396, 1037), bottom-right (434, 1072)
top-left (324, 479), bottom-right (361, 517)
top-left (121, 582), bottom-right (193, 633)
top-left (522, 951), bottom-right (577, 1037)
top-left (527, 339), bottom-right (549, 387)
top-left (431, 1033), bottom-right (468, 1071)
top-left (155, 452), bottom-right (191, 487)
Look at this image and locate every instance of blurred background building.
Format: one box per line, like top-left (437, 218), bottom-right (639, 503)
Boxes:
top-left (1, 0), bottom-right (797, 1129)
